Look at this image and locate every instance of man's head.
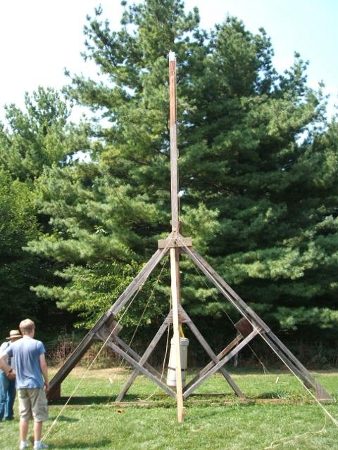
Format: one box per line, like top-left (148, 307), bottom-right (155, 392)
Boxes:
top-left (19, 319), bottom-right (35, 336)
top-left (6, 329), bottom-right (22, 342)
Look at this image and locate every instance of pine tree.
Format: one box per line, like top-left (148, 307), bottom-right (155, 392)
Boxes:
top-left (27, 0), bottom-right (338, 340)
top-left (0, 88), bottom-right (89, 334)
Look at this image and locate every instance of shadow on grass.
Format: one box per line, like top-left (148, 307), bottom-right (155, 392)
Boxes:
top-left (50, 396), bottom-right (116, 405)
top-left (50, 439), bottom-right (111, 449)
top-left (50, 393), bottom-right (173, 406)
top-left (48, 415), bottom-right (79, 423)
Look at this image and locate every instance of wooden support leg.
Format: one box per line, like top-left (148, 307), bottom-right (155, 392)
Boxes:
top-left (183, 334), bottom-right (243, 395)
top-left (49, 248), bottom-right (168, 396)
top-left (48, 332), bottom-right (96, 400)
top-left (183, 329), bottom-right (258, 399)
top-left (103, 338), bottom-right (176, 398)
top-left (184, 247), bottom-right (332, 401)
top-left (115, 315), bottom-right (171, 401)
top-left (180, 308), bottom-right (245, 398)
top-left (262, 331), bottom-right (332, 400)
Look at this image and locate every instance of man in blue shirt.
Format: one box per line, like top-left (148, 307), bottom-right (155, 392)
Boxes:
top-left (0, 319), bottom-right (49, 450)
top-left (0, 329), bottom-right (22, 421)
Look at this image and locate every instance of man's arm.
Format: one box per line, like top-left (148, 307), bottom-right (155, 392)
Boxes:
top-left (39, 353), bottom-right (49, 391)
top-left (0, 352), bottom-right (15, 380)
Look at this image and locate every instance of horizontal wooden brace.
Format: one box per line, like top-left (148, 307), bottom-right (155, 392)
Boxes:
top-left (158, 236), bottom-right (192, 249)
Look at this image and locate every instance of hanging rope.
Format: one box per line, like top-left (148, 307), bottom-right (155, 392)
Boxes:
top-left (178, 236), bottom-right (269, 373)
top-left (105, 253), bottom-right (171, 404)
top-left (43, 236), bottom-right (174, 440)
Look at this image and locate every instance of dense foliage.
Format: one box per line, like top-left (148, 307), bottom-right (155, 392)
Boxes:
top-left (1, 1), bottom-right (338, 349)
top-left (0, 88), bottom-right (88, 332)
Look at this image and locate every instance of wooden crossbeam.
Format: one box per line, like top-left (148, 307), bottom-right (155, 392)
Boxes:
top-left (103, 337), bottom-right (176, 398)
top-left (182, 246), bottom-right (332, 401)
top-left (183, 334), bottom-right (243, 395)
top-left (115, 313), bottom-right (171, 401)
top-left (179, 308), bottom-right (245, 398)
top-left (49, 247), bottom-right (168, 399)
top-left (158, 236), bottom-right (192, 249)
top-left (183, 329), bottom-right (258, 399)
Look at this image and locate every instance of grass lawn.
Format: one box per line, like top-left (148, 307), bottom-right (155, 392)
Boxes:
top-left (0, 368), bottom-right (337, 449)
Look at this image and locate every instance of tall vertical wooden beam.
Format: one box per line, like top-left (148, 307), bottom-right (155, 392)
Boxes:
top-left (170, 247), bottom-right (184, 422)
top-left (169, 51), bottom-right (179, 233)
top-left (169, 51), bottom-right (184, 422)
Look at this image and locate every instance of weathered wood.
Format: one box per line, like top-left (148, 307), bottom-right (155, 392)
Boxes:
top-left (48, 332), bottom-right (95, 399)
top-left (49, 247), bottom-right (167, 398)
top-left (183, 246), bottom-right (331, 401)
top-left (184, 247), bottom-right (269, 332)
top-left (104, 338), bottom-right (176, 398)
top-left (170, 246), bottom-right (184, 422)
top-left (101, 334), bottom-right (164, 380)
top-left (183, 334), bottom-right (243, 394)
top-left (158, 236), bottom-right (192, 249)
top-left (169, 51), bottom-right (179, 233)
top-left (180, 308), bottom-right (245, 398)
top-left (235, 318), bottom-right (253, 337)
top-left (262, 331), bottom-right (332, 400)
top-left (100, 248), bottom-right (168, 320)
top-left (183, 329), bottom-right (258, 399)
top-left (115, 314), bottom-right (171, 401)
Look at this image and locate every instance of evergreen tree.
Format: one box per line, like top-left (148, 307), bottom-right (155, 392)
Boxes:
top-left (0, 87), bottom-right (89, 181)
top-left (0, 169), bottom-right (46, 330)
top-left (27, 0), bottom-right (338, 340)
top-left (0, 88), bottom-right (89, 335)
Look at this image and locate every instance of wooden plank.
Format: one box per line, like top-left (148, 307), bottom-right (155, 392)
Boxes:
top-left (169, 51), bottom-right (179, 232)
top-left (183, 329), bottom-right (258, 399)
top-left (183, 247), bottom-right (331, 401)
top-left (263, 331), bottom-right (332, 400)
top-left (104, 338), bottom-right (176, 398)
top-left (98, 248), bottom-right (168, 321)
top-left (158, 236), bottom-right (192, 249)
top-left (170, 246), bottom-right (184, 422)
top-left (97, 332), bottom-right (164, 380)
top-left (180, 308), bottom-right (244, 398)
top-left (183, 334), bottom-right (243, 394)
top-left (48, 332), bottom-right (95, 399)
top-left (49, 248), bottom-right (167, 397)
top-left (112, 335), bottom-right (164, 379)
top-left (115, 314), bottom-right (171, 401)
top-left (184, 247), bottom-right (269, 331)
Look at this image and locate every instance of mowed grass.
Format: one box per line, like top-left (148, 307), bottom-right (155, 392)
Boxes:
top-left (1, 369), bottom-right (337, 450)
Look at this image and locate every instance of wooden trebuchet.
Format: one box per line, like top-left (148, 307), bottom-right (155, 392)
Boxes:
top-left (48, 247), bottom-right (169, 400)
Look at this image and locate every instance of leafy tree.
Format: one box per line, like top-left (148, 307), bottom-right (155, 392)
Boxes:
top-left (0, 87), bottom-right (89, 181)
top-left (27, 0), bottom-right (338, 342)
top-left (0, 170), bottom-right (45, 331)
top-left (0, 88), bottom-right (89, 336)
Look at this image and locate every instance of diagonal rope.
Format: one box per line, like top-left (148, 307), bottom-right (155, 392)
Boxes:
top-left (43, 236), bottom-right (174, 440)
top-left (105, 254), bottom-right (171, 404)
top-left (42, 286), bottom-right (139, 441)
top-left (177, 236), bottom-right (269, 373)
top-left (176, 236), bottom-right (338, 429)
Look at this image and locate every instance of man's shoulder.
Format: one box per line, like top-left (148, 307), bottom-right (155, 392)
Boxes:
top-left (14, 338), bottom-right (45, 354)
top-left (32, 338), bottom-right (46, 352)
top-left (0, 341), bottom-right (9, 352)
